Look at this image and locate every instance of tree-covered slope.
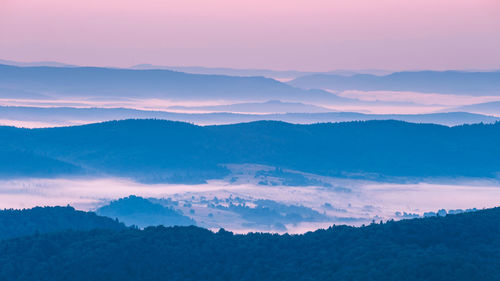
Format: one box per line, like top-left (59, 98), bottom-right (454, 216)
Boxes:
top-left (97, 196), bottom-right (196, 228)
top-left (0, 206), bottom-right (126, 240)
top-left (1, 119), bottom-right (500, 182)
top-left (0, 207), bottom-right (499, 281)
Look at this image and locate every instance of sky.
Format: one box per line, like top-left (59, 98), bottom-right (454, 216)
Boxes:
top-left (1, 0), bottom-right (499, 71)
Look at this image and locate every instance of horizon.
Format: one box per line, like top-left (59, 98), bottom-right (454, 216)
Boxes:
top-left (2, 0), bottom-right (499, 71)
top-left (1, 58), bottom-right (500, 74)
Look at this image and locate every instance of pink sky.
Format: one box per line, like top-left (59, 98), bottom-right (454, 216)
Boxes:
top-left (1, 0), bottom-right (499, 71)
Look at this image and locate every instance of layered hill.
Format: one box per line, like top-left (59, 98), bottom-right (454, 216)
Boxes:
top-left (289, 71), bottom-right (500, 95)
top-left (0, 64), bottom-right (349, 103)
top-left (1, 119), bottom-right (500, 182)
top-left (1, 105), bottom-right (499, 127)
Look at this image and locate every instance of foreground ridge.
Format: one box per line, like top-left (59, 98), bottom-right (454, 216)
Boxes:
top-left (0, 206), bottom-right (499, 281)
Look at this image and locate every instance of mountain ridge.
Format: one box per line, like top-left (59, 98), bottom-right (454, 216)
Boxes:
top-left (1, 106), bottom-right (499, 127)
top-left (0, 64), bottom-right (352, 103)
top-left (1, 119), bottom-right (499, 182)
top-left (289, 70), bottom-right (500, 95)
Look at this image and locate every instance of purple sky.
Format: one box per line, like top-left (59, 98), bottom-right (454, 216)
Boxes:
top-left (1, 0), bottom-right (499, 71)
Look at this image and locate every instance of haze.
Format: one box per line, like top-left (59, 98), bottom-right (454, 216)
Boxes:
top-left (1, 177), bottom-right (499, 233)
top-left (1, 0), bottom-right (499, 71)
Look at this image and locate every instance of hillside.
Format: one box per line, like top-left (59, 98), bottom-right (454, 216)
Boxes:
top-left (0, 206), bottom-right (499, 280)
top-left (0, 206), bottom-right (125, 240)
top-left (97, 196), bottom-right (196, 228)
top-left (1, 119), bottom-right (500, 182)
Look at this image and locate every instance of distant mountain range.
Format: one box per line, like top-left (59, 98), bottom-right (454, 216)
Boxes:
top-left (0, 59), bottom-right (392, 79)
top-left (1, 105), bottom-right (499, 127)
top-left (0, 87), bottom-right (54, 99)
top-left (1, 119), bottom-right (499, 183)
top-left (289, 71), bottom-right (500, 95)
top-left (0, 59), bottom-right (76, 68)
top-left (0, 64), bottom-right (355, 104)
top-left (131, 64), bottom-right (392, 79)
top-left (451, 101), bottom-right (500, 116)
top-left (166, 100), bottom-right (333, 113)
top-left (3, 59), bottom-right (498, 98)
top-left (130, 64), bottom-right (313, 80)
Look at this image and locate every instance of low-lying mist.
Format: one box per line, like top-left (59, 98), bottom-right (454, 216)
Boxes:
top-left (0, 176), bottom-right (498, 233)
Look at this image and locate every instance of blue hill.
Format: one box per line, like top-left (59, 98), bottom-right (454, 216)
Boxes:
top-left (1, 119), bottom-right (500, 182)
top-left (289, 71), bottom-right (500, 95)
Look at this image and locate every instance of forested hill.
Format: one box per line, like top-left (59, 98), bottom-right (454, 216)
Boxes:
top-left (0, 206), bottom-right (499, 281)
top-left (0, 206), bottom-right (126, 240)
top-left (1, 119), bottom-right (500, 182)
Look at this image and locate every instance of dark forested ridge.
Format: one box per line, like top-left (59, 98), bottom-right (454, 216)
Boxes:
top-left (1, 119), bottom-right (500, 182)
top-left (0, 206), bottom-right (499, 281)
top-left (0, 206), bottom-right (125, 240)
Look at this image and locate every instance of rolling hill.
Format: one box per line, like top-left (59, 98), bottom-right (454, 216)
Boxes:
top-left (1, 119), bottom-right (500, 182)
top-left (0, 64), bottom-right (351, 103)
top-left (96, 196), bottom-right (196, 228)
top-left (0, 206), bottom-right (125, 240)
top-left (1, 106), bottom-right (499, 127)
